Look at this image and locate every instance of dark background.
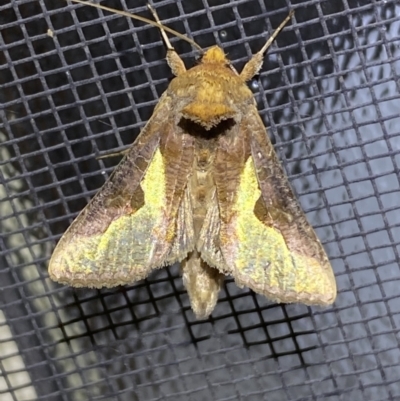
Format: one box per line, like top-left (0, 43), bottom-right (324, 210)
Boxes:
top-left (1, 0), bottom-right (399, 400)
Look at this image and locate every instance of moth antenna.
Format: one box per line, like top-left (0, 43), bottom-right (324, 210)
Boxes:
top-left (255, 10), bottom-right (294, 61)
top-left (240, 10), bottom-right (294, 81)
top-left (147, 4), bottom-right (190, 76)
top-left (147, 4), bottom-right (174, 51)
top-left (66, 0), bottom-right (203, 51)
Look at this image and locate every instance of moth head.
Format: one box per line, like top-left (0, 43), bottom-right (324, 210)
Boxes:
top-left (179, 46), bottom-right (239, 129)
top-left (201, 46), bottom-right (228, 65)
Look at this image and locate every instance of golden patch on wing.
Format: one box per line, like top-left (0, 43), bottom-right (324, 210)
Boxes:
top-left (220, 155), bottom-right (336, 305)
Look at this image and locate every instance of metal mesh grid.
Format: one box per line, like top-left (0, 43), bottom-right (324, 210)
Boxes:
top-left (1, 0), bottom-right (400, 400)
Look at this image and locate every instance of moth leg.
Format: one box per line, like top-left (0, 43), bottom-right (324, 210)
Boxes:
top-left (147, 4), bottom-right (186, 76)
top-left (182, 250), bottom-right (224, 319)
top-left (240, 10), bottom-right (294, 81)
top-left (96, 148), bottom-right (129, 160)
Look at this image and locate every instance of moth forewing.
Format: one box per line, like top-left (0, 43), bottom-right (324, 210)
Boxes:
top-left (222, 110), bottom-right (337, 305)
top-left (49, 4), bottom-right (336, 319)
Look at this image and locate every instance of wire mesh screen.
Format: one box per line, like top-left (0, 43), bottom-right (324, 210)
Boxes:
top-left (1, 0), bottom-right (400, 400)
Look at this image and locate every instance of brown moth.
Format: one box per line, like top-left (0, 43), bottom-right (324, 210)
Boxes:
top-left (49, 2), bottom-right (336, 319)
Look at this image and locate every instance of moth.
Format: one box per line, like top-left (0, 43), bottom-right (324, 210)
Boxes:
top-left (49, 1), bottom-right (337, 319)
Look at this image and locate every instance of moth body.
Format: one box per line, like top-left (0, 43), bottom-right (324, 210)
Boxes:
top-left (49, 10), bottom-right (336, 319)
